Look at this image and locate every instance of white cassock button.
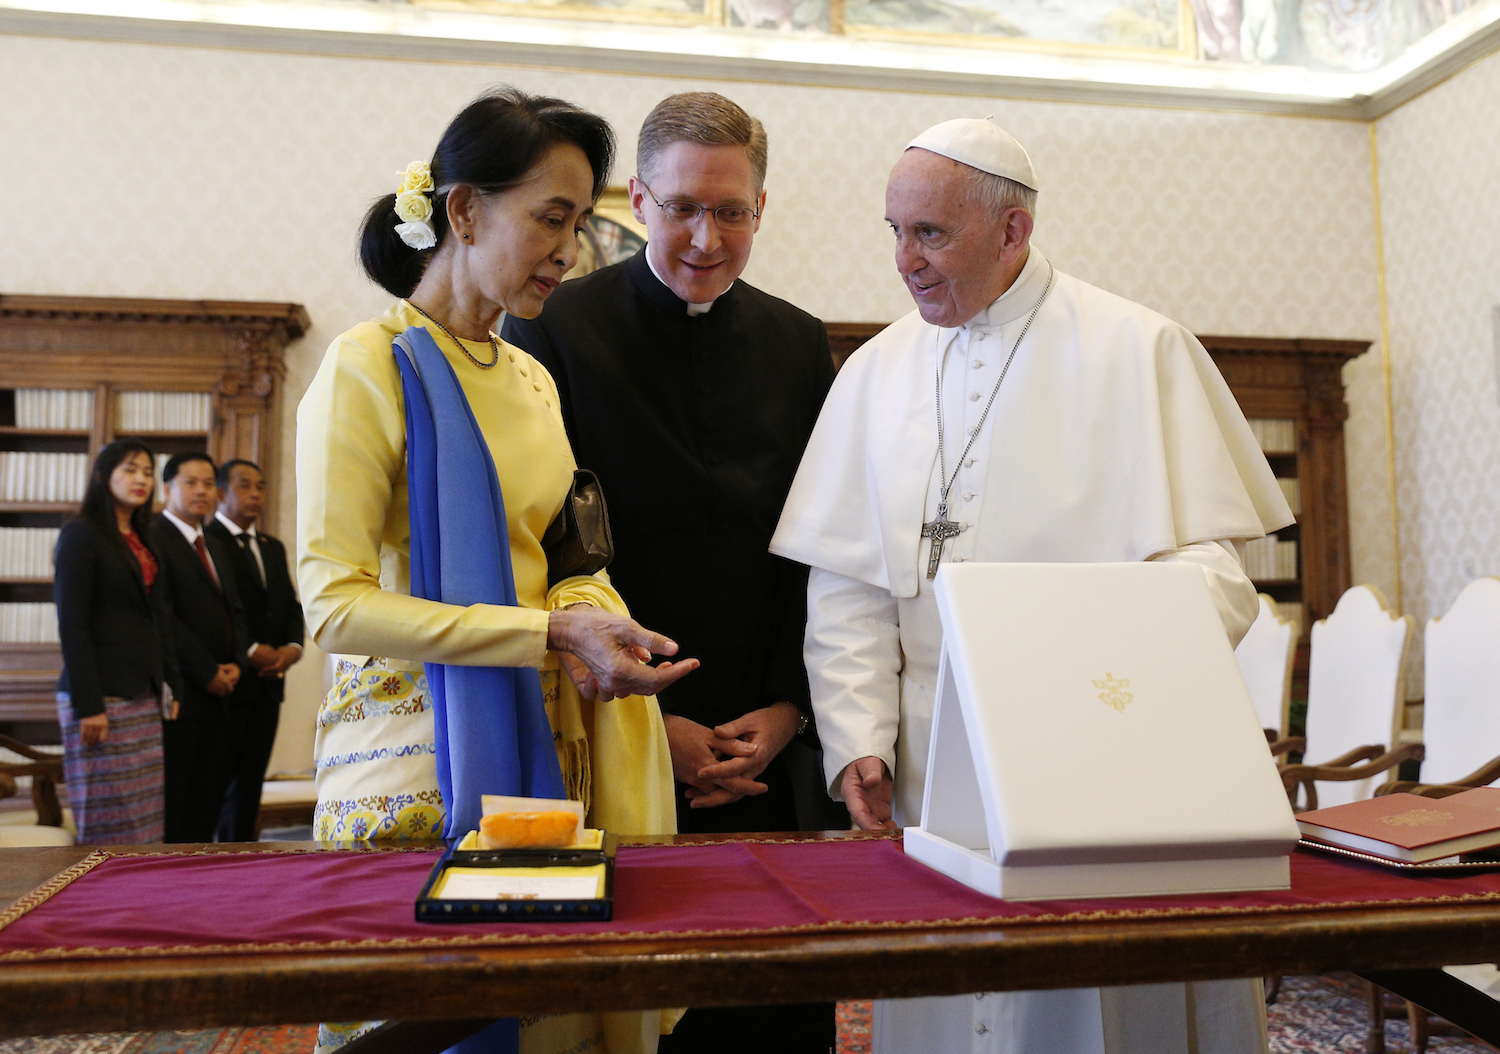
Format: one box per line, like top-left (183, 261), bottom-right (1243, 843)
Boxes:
top-left (952, 555), bottom-right (965, 562)
top-left (964, 458), bottom-right (975, 467)
top-left (975, 993), bottom-right (985, 1001)
top-left (972, 359), bottom-right (985, 369)
top-left (968, 391), bottom-right (980, 401)
top-left (976, 1023), bottom-right (989, 1035)
top-left (967, 425), bottom-right (979, 436)
top-left (963, 492), bottom-right (975, 501)
top-left (977, 333), bottom-right (986, 342)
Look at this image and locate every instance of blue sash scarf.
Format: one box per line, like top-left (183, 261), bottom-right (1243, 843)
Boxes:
top-left (394, 327), bottom-right (569, 1054)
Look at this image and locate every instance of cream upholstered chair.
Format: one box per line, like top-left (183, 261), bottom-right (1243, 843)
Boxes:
top-left (1279, 585), bottom-right (1417, 811)
top-left (1367, 579), bottom-right (1500, 1053)
top-left (0, 734), bottom-right (73, 848)
top-left (1396, 577), bottom-right (1500, 793)
top-left (1235, 594), bottom-right (1299, 747)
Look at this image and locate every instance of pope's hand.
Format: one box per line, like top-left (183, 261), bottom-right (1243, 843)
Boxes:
top-left (547, 606), bottom-right (698, 702)
top-left (842, 756), bottom-right (896, 831)
top-left (665, 714), bottom-right (768, 808)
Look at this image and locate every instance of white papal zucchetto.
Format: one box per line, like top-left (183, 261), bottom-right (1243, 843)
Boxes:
top-left (906, 117), bottom-right (1040, 192)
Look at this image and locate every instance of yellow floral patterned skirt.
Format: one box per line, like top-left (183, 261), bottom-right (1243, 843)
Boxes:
top-left (313, 657), bottom-right (445, 844)
top-left (311, 656), bottom-right (650, 1054)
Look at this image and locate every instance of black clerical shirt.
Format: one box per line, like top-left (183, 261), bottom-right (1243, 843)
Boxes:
top-left (502, 250), bottom-right (834, 731)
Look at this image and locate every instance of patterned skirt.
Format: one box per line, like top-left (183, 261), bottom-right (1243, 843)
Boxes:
top-left (313, 657), bottom-right (444, 843)
top-left (57, 692), bottom-right (165, 845)
top-left (312, 658), bottom-right (612, 1054)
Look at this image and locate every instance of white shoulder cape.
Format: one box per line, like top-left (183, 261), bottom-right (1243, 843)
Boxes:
top-left (771, 265), bottom-right (1294, 599)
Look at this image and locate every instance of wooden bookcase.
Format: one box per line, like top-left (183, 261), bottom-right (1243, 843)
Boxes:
top-left (0, 295), bottom-right (309, 734)
top-left (826, 324), bottom-right (1371, 651)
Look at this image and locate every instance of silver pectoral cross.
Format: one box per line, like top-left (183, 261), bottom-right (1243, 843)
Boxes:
top-left (920, 502), bottom-right (965, 580)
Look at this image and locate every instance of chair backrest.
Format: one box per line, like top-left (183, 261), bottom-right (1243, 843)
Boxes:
top-left (0, 733), bottom-right (66, 828)
top-left (1304, 585), bottom-right (1412, 807)
top-left (1235, 594), bottom-right (1298, 736)
top-left (1422, 578), bottom-right (1500, 786)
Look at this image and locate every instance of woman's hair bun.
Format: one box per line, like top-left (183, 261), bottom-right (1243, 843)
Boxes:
top-left (357, 87), bottom-right (615, 299)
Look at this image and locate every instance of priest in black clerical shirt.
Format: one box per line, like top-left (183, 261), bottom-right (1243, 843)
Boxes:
top-left (503, 92), bottom-right (840, 1054)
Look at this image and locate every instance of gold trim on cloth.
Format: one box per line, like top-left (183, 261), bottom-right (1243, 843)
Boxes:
top-left (0, 850), bottom-right (110, 932)
top-left (5, 843), bottom-right (1500, 963)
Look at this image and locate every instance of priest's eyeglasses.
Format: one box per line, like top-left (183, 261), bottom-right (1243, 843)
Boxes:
top-left (637, 180), bottom-right (760, 231)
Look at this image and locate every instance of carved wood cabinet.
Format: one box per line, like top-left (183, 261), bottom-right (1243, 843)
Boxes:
top-left (1197, 336), bottom-right (1371, 634)
top-left (0, 294), bottom-right (309, 732)
top-left (826, 323), bottom-right (1371, 645)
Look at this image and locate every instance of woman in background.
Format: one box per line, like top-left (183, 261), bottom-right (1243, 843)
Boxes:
top-left (54, 438), bottom-right (179, 844)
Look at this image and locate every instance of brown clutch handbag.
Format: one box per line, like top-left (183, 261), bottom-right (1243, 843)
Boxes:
top-left (542, 469), bottom-right (615, 585)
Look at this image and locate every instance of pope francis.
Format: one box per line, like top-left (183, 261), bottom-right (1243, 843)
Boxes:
top-left (770, 119), bottom-right (1294, 1053)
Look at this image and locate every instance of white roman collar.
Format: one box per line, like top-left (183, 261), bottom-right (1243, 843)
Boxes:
top-left (956, 246), bottom-right (1050, 334)
top-left (646, 248), bottom-right (719, 316)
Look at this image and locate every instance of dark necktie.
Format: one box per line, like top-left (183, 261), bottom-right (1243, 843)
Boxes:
top-left (194, 533), bottom-right (234, 654)
top-left (193, 534), bottom-right (219, 588)
top-left (236, 532), bottom-right (265, 587)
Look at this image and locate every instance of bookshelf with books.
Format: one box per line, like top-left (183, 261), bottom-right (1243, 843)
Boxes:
top-left (0, 294), bottom-right (309, 733)
top-left (1198, 337), bottom-right (1371, 641)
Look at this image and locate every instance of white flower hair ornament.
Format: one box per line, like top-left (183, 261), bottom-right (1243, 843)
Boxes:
top-left (394, 161), bottom-right (438, 250)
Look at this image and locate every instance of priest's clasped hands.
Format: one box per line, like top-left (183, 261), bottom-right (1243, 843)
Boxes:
top-left (550, 601), bottom-right (800, 807)
top-left (668, 702), bottom-right (803, 809)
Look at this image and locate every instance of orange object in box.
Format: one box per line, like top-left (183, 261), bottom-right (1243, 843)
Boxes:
top-left (478, 810), bottom-right (581, 849)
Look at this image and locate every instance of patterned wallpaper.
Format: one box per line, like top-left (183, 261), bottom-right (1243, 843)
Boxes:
top-left (0, 33), bottom-right (1395, 767)
top-left (1375, 47), bottom-right (1500, 694)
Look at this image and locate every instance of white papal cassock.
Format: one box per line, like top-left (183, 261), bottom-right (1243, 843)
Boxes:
top-left (770, 247), bottom-right (1294, 1054)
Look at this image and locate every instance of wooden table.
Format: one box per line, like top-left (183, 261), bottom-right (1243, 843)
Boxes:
top-left (3, 834), bottom-right (1500, 1050)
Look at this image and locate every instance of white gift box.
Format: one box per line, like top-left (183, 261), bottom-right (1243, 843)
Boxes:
top-left (903, 562), bottom-right (1300, 901)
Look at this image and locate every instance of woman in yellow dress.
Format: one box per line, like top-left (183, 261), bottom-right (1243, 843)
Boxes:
top-left (297, 87), bottom-right (693, 1054)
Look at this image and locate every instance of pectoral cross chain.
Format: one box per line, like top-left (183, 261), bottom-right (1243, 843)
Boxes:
top-left (924, 264), bottom-right (1055, 583)
top-left (921, 502), bottom-right (965, 579)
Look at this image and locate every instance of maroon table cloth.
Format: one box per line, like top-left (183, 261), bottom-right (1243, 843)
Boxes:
top-left (4, 839), bottom-right (1500, 963)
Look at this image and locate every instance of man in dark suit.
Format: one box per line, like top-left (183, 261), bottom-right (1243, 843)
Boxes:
top-left (206, 459), bottom-right (304, 842)
top-left (149, 452), bottom-right (248, 843)
top-left (504, 92), bottom-right (839, 1054)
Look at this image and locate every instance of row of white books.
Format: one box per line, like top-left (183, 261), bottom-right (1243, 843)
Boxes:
top-left (1247, 418), bottom-right (1297, 455)
top-left (116, 391), bottom-right (212, 433)
top-left (0, 452), bottom-right (90, 504)
top-left (12, 390), bottom-right (95, 431)
top-left (0, 528), bottom-right (60, 579)
top-left (1243, 535), bottom-right (1298, 581)
top-left (1277, 477), bottom-right (1300, 515)
top-left (6, 389), bottom-right (213, 434)
top-left (0, 602), bottom-right (59, 644)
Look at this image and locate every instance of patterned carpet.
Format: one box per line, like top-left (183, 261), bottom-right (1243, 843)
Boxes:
top-left (1267, 975), bottom-right (1493, 1053)
top-left (831, 977), bottom-right (1495, 1054)
top-left (0, 979), bottom-right (1492, 1052)
top-left (0, 1027), bottom-right (316, 1054)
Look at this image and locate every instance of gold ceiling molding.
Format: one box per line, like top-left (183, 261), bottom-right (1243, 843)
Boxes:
top-left (1, 0), bottom-right (1499, 118)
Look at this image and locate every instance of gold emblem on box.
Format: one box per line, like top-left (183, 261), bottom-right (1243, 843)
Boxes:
top-left (1380, 809), bottom-right (1452, 827)
top-left (1093, 673), bottom-right (1133, 712)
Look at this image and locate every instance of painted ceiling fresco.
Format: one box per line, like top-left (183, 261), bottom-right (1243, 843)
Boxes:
top-left (404, 0), bottom-right (1487, 70)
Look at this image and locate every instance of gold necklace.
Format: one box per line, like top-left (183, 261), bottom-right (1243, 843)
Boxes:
top-left (408, 303), bottom-right (500, 369)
